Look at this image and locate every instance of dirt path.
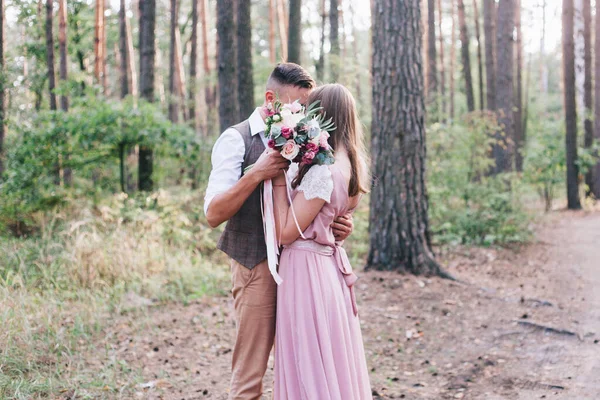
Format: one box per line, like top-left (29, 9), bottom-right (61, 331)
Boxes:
top-left (82, 212), bottom-right (600, 399)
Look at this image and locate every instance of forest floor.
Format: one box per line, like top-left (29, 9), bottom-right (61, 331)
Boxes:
top-left (77, 210), bottom-right (600, 400)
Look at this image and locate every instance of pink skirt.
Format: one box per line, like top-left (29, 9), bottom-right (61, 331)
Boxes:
top-left (274, 240), bottom-right (372, 400)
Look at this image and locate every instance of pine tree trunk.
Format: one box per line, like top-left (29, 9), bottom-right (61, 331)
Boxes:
top-left (368, 0), bottom-right (447, 277)
top-left (174, 28), bottom-right (187, 121)
top-left (329, 0), bottom-right (339, 81)
top-left (0, 0), bottom-right (5, 175)
top-left (169, 0), bottom-right (179, 122)
top-left (437, 0), bottom-right (446, 120)
top-left (492, 0), bottom-right (514, 174)
top-left (288, 0), bottom-right (302, 64)
top-left (316, 0), bottom-right (326, 82)
top-left (514, 0), bottom-right (524, 171)
top-left (563, 0), bottom-right (582, 208)
top-left (200, 0), bottom-right (212, 109)
top-left (426, 0), bottom-right (437, 100)
top-left (139, 0), bottom-right (156, 191)
top-left (472, 0), bottom-right (484, 110)
top-left (189, 0), bottom-right (198, 128)
top-left (457, 0), bottom-right (475, 112)
top-left (593, 0), bottom-right (600, 197)
top-left (540, 0), bottom-right (548, 94)
top-left (46, 0), bottom-right (57, 111)
top-left (94, 0), bottom-right (105, 89)
top-left (58, 0), bottom-right (68, 111)
top-left (450, 0), bottom-right (456, 120)
top-left (119, 0), bottom-right (131, 98)
top-left (237, 0), bottom-right (254, 119)
top-left (583, 0), bottom-right (594, 196)
top-left (276, 0), bottom-right (288, 60)
top-left (217, 0), bottom-right (238, 132)
top-left (483, 0), bottom-right (496, 110)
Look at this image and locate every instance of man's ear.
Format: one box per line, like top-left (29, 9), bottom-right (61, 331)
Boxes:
top-left (265, 90), bottom-right (276, 104)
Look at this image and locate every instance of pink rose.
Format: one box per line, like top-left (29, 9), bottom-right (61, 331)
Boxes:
top-left (281, 126), bottom-right (293, 139)
top-left (305, 142), bottom-right (319, 153)
top-left (289, 101), bottom-right (303, 113)
top-left (319, 130), bottom-right (331, 149)
top-left (281, 140), bottom-right (300, 160)
top-left (268, 139), bottom-right (276, 149)
top-left (301, 151), bottom-right (316, 165)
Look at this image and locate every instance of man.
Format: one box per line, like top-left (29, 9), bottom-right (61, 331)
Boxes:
top-left (205, 63), bottom-right (354, 400)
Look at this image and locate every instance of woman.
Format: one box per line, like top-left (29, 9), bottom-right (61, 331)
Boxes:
top-left (272, 84), bottom-right (372, 399)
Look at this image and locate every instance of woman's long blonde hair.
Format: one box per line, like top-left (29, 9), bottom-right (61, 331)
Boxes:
top-left (293, 84), bottom-right (370, 197)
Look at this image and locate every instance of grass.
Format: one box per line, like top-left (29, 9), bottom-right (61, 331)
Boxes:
top-left (0, 189), bottom-right (230, 399)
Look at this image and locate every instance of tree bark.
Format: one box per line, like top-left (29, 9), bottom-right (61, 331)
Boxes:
top-left (94, 0), bottom-right (105, 89)
top-left (426, 0), bottom-right (437, 100)
top-left (492, 0), bottom-right (514, 174)
top-left (472, 0), bottom-right (484, 110)
top-left (58, 0), bottom-right (68, 111)
top-left (583, 0), bottom-right (594, 196)
top-left (514, 0), bottom-right (524, 171)
top-left (46, 0), bottom-right (57, 111)
top-left (276, 0), bottom-right (288, 60)
top-left (189, 0), bottom-right (198, 127)
top-left (0, 0), bottom-right (5, 175)
top-left (288, 0), bottom-right (302, 64)
top-left (457, 0), bottom-right (475, 113)
top-left (217, 0), bottom-right (238, 132)
top-left (119, 0), bottom-right (136, 98)
top-left (540, 0), bottom-right (548, 94)
top-left (368, 0), bottom-right (446, 277)
top-left (437, 0), bottom-right (446, 119)
top-left (329, 0), bottom-right (340, 81)
top-left (593, 0), bottom-right (600, 197)
top-left (450, 0), bottom-right (456, 120)
top-left (237, 0), bottom-right (254, 119)
top-left (483, 0), bottom-right (496, 110)
top-left (316, 0), bottom-right (326, 82)
top-left (563, 0), bottom-right (581, 208)
top-left (200, 0), bottom-right (213, 109)
top-left (168, 0), bottom-right (180, 122)
top-left (139, 0), bottom-right (156, 191)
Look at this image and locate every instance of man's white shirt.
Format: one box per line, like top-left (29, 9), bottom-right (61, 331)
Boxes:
top-left (204, 108), bottom-right (268, 215)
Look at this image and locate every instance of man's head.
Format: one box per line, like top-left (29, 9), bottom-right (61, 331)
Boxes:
top-left (264, 62), bottom-right (315, 107)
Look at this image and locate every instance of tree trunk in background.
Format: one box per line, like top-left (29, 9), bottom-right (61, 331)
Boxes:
top-left (329, 0), bottom-right (340, 81)
top-left (593, 0), bottom-right (600, 197)
top-left (168, 0), bottom-right (179, 122)
top-left (563, 0), bottom-right (582, 209)
top-left (174, 29), bottom-right (187, 121)
top-left (575, 0), bottom-right (585, 130)
top-left (473, 0), bottom-right (484, 110)
top-left (58, 0), bottom-right (68, 111)
top-left (426, 0), bottom-right (437, 102)
top-left (46, 0), bottom-right (57, 111)
top-left (514, 0), bottom-right (523, 171)
top-left (0, 0), bottom-right (5, 175)
top-left (583, 0), bottom-right (594, 196)
top-left (94, 0), bottom-right (105, 89)
top-left (288, 0), bottom-right (302, 64)
top-left (119, 0), bottom-right (132, 98)
top-left (138, 0), bottom-right (156, 191)
top-left (368, 0), bottom-right (447, 277)
top-left (484, 0), bottom-right (496, 110)
top-left (200, 0), bottom-right (213, 110)
top-left (540, 0), bottom-right (548, 94)
top-left (450, 0), bottom-right (456, 120)
top-left (437, 0), bottom-right (446, 120)
top-left (492, 0), bottom-right (514, 174)
top-left (237, 0), bottom-right (254, 119)
top-left (217, 0), bottom-right (238, 132)
top-left (457, 0), bottom-right (475, 112)
top-left (316, 0), bottom-right (326, 82)
top-left (189, 0), bottom-right (198, 128)
top-left (269, 0), bottom-right (276, 63)
top-left (276, 0), bottom-right (288, 60)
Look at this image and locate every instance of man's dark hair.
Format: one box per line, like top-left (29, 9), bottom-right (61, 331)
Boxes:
top-left (267, 62), bottom-right (315, 90)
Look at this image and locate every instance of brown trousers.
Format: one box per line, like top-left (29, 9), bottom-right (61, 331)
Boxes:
top-left (229, 259), bottom-right (277, 400)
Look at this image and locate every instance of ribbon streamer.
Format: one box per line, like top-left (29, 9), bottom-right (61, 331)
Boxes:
top-left (262, 179), bottom-right (283, 285)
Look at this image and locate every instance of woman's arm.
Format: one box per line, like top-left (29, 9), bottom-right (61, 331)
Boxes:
top-left (272, 167), bottom-right (331, 245)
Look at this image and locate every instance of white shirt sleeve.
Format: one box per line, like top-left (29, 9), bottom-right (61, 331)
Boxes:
top-left (297, 165), bottom-right (334, 203)
top-left (204, 128), bottom-right (246, 215)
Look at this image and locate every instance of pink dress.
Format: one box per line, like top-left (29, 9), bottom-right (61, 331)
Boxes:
top-left (274, 164), bottom-right (372, 400)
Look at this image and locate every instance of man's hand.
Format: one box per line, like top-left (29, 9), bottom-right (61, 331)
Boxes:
top-left (248, 149), bottom-right (290, 182)
top-left (332, 213), bottom-right (354, 241)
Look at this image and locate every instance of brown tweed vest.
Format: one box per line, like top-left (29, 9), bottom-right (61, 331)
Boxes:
top-left (217, 120), bottom-right (267, 269)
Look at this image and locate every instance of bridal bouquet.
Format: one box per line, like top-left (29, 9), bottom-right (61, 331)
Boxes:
top-left (264, 100), bottom-right (335, 166)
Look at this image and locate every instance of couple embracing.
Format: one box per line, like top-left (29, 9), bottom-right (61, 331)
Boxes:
top-left (205, 63), bottom-right (372, 399)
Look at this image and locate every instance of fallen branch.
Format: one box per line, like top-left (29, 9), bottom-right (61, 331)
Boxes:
top-left (520, 296), bottom-right (554, 307)
top-left (515, 319), bottom-right (581, 340)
